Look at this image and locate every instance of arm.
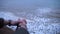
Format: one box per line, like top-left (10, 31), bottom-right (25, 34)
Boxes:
top-left (0, 18), bottom-right (29, 34)
top-left (14, 19), bottom-right (29, 34)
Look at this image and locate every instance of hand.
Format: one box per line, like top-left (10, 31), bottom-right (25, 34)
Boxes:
top-left (17, 19), bottom-right (27, 29)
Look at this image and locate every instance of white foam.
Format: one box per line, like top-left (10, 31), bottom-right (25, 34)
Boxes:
top-left (0, 11), bottom-right (60, 34)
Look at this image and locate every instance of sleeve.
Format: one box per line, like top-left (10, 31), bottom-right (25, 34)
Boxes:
top-left (14, 27), bottom-right (29, 34)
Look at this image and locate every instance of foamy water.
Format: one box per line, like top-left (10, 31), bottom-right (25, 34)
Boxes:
top-left (0, 0), bottom-right (60, 34)
top-left (0, 11), bottom-right (60, 34)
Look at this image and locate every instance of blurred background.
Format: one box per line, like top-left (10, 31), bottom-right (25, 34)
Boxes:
top-left (0, 0), bottom-right (60, 34)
